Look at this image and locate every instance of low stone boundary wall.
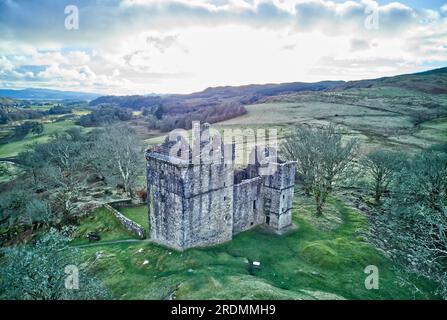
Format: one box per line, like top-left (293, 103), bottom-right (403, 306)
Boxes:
top-left (106, 198), bottom-right (132, 208)
top-left (103, 203), bottom-right (146, 239)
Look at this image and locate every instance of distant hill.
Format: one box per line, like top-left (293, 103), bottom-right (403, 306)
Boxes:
top-left (90, 95), bottom-right (162, 109)
top-left (191, 80), bottom-right (345, 100)
top-left (0, 97), bottom-right (18, 106)
top-left (412, 66), bottom-right (447, 76)
top-left (89, 80), bottom-right (346, 112)
top-left (335, 67), bottom-right (447, 94)
top-left (0, 88), bottom-right (101, 101)
top-left (89, 66), bottom-right (447, 112)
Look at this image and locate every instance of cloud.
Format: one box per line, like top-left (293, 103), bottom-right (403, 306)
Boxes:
top-left (66, 51), bottom-right (91, 65)
top-left (0, 0), bottom-right (434, 45)
top-left (310, 55), bottom-right (421, 80)
top-left (0, 56), bottom-right (14, 72)
top-left (0, 0), bottom-right (446, 94)
top-left (146, 34), bottom-right (179, 53)
top-left (350, 39), bottom-right (371, 52)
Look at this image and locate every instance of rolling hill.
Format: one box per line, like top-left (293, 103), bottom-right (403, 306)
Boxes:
top-left (89, 67), bottom-right (447, 111)
top-left (0, 88), bottom-right (101, 101)
top-left (336, 67), bottom-right (447, 94)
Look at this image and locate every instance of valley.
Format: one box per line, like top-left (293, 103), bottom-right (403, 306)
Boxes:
top-left (1, 68), bottom-right (447, 300)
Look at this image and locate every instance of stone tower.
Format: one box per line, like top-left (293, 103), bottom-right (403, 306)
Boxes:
top-left (146, 125), bottom-right (235, 250)
top-left (261, 161), bottom-right (296, 234)
top-left (146, 123), bottom-right (297, 250)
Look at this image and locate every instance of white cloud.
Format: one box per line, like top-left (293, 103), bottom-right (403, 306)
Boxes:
top-left (66, 51), bottom-right (91, 66)
top-left (0, 0), bottom-right (446, 94)
top-left (31, 51), bottom-right (69, 66)
top-left (0, 56), bottom-right (14, 72)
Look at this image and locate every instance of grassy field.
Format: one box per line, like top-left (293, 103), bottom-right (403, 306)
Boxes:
top-left (0, 106), bottom-right (92, 159)
top-left (0, 120), bottom-right (85, 158)
top-left (215, 92), bottom-right (447, 152)
top-left (25, 104), bottom-right (54, 111)
top-left (74, 192), bottom-right (438, 300)
top-left (139, 95), bottom-right (447, 172)
top-left (417, 117), bottom-right (447, 143)
top-left (220, 102), bottom-right (393, 127)
top-left (2, 85), bottom-right (446, 158)
top-left (0, 107), bottom-right (93, 189)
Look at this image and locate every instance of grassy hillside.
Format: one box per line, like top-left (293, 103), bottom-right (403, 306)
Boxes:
top-left (46, 67), bottom-right (447, 155)
top-left (75, 192), bottom-right (438, 300)
top-left (245, 87), bottom-right (447, 151)
top-left (335, 67), bottom-right (447, 94)
top-left (0, 88), bottom-right (100, 100)
top-left (2, 67), bottom-right (446, 300)
top-left (90, 67), bottom-right (447, 111)
top-left (0, 106), bottom-right (92, 159)
top-left (0, 120), bottom-right (84, 159)
top-left (0, 107), bottom-right (92, 183)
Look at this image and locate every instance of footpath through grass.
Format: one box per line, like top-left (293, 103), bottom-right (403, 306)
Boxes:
top-left (76, 193), bottom-right (439, 300)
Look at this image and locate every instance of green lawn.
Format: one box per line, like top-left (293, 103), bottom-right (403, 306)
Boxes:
top-left (0, 107), bottom-right (92, 159)
top-left (71, 207), bottom-right (139, 246)
top-left (76, 192), bottom-right (439, 300)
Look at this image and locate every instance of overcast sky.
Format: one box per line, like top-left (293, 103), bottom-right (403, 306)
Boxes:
top-left (1, 0), bottom-right (447, 94)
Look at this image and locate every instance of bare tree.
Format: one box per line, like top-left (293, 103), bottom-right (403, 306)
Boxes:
top-left (281, 128), bottom-right (316, 196)
top-left (373, 151), bottom-right (447, 298)
top-left (361, 149), bottom-right (402, 204)
top-left (281, 125), bottom-right (358, 215)
top-left (92, 125), bottom-right (144, 197)
top-left (32, 134), bottom-right (86, 217)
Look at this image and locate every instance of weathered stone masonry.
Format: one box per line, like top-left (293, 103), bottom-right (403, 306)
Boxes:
top-left (145, 126), bottom-right (297, 250)
top-left (103, 204), bottom-right (146, 239)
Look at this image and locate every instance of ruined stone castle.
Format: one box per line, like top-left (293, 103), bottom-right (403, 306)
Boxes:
top-left (145, 123), bottom-right (296, 250)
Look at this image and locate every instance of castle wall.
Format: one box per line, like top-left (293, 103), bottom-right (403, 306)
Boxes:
top-left (183, 188), bottom-right (233, 248)
top-left (183, 161), bottom-right (233, 198)
top-left (262, 186), bottom-right (294, 229)
top-left (233, 176), bottom-right (265, 234)
top-left (262, 161), bottom-right (296, 232)
top-left (147, 151), bottom-right (235, 250)
top-left (181, 162), bottom-right (234, 248)
top-left (147, 156), bottom-right (186, 250)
